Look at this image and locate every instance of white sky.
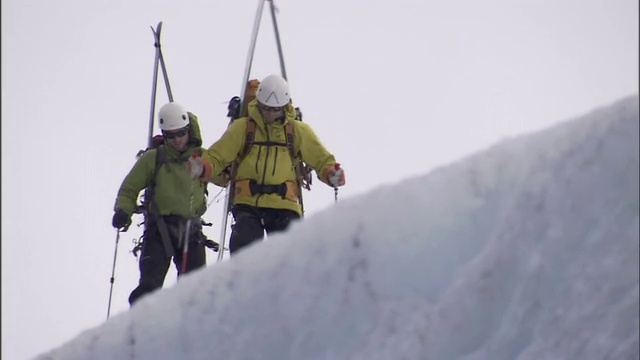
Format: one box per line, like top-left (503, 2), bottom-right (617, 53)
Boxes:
top-left (2, 0), bottom-right (638, 359)
top-left (33, 95), bottom-right (639, 360)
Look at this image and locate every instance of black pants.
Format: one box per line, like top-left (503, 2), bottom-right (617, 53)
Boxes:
top-left (129, 217), bottom-right (206, 306)
top-left (229, 204), bottom-right (300, 255)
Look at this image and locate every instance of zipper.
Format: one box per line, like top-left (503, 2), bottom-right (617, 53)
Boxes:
top-left (255, 123), bottom-right (272, 207)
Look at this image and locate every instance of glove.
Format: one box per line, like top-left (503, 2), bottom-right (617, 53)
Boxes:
top-left (204, 239), bottom-right (220, 252)
top-left (112, 209), bottom-right (131, 230)
top-left (188, 154), bottom-right (205, 179)
top-left (326, 163), bottom-right (346, 188)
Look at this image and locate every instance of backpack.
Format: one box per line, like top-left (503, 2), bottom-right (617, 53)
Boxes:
top-left (224, 80), bottom-right (313, 204)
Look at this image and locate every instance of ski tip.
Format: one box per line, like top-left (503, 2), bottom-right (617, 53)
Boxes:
top-left (150, 21), bottom-right (163, 34)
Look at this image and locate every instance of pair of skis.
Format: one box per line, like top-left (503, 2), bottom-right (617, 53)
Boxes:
top-left (216, 0), bottom-right (295, 263)
top-left (147, 22), bottom-right (174, 148)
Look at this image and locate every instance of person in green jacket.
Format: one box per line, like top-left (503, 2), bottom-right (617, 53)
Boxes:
top-left (112, 102), bottom-right (214, 306)
top-left (188, 74), bottom-right (346, 255)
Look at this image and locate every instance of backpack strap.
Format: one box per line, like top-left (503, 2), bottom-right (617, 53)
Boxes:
top-left (284, 122), bottom-right (297, 161)
top-left (145, 145), bottom-right (175, 259)
top-left (153, 145), bottom-right (169, 180)
top-left (227, 118), bottom-right (256, 184)
top-left (240, 118), bottom-right (257, 160)
top-left (284, 122), bottom-right (309, 201)
top-left (238, 118), bottom-right (296, 163)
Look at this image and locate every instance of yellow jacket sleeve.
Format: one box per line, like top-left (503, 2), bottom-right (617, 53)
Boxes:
top-left (201, 118), bottom-right (247, 179)
top-left (294, 121), bottom-right (337, 185)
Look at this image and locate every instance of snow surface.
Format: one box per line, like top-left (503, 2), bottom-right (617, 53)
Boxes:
top-left (35, 95), bottom-right (639, 360)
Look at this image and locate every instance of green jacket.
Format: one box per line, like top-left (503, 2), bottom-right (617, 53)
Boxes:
top-left (114, 113), bottom-right (208, 218)
top-left (202, 100), bottom-right (337, 215)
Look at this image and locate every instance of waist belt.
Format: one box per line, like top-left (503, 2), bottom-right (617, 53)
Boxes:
top-left (249, 179), bottom-right (287, 198)
top-left (234, 179), bottom-right (300, 203)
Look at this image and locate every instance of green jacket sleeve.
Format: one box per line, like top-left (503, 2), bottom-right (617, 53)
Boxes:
top-left (201, 118), bottom-right (247, 176)
top-left (295, 121), bottom-right (337, 183)
top-left (114, 151), bottom-right (155, 215)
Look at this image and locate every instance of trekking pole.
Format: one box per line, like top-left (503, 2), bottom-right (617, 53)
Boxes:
top-left (181, 194), bottom-right (195, 275)
top-left (181, 154), bottom-right (198, 274)
top-left (181, 217), bottom-right (191, 275)
top-left (332, 163), bottom-right (341, 204)
top-left (106, 229), bottom-right (121, 320)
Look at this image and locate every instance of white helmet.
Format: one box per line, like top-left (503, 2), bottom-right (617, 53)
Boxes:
top-left (256, 74), bottom-right (290, 107)
top-left (158, 102), bottom-right (189, 131)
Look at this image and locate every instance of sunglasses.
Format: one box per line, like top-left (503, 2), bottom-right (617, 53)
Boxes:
top-left (258, 103), bottom-right (284, 112)
top-left (162, 127), bottom-right (189, 139)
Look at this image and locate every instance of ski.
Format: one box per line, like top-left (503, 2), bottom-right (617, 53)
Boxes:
top-left (151, 22), bottom-right (174, 104)
top-left (146, 21), bottom-right (164, 150)
top-left (216, 0), bottom-right (267, 262)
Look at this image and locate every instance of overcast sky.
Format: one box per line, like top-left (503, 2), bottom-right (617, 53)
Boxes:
top-left (2, 0), bottom-right (638, 359)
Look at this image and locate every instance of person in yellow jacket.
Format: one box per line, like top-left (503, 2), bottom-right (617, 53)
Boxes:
top-left (188, 74), bottom-right (346, 254)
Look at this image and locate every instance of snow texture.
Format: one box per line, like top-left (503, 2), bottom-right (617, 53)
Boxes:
top-left (35, 95), bottom-right (639, 360)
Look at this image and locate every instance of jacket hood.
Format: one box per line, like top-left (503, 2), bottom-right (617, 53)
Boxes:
top-left (186, 112), bottom-right (204, 147)
top-left (163, 111), bottom-right (204, 158)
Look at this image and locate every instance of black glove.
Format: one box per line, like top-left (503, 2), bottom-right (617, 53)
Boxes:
top-left (204, 239), bottom-right (219, 252)
top-left (112, 209), bottom-right (131, 230)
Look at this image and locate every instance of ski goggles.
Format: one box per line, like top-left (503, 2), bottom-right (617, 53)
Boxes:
top-left (162, 127), bottom-right (189, 139)
top-left (257, 103), bottom-right (284, 113)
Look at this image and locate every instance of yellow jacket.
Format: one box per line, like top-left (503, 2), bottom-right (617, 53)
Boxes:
top-left (201, 100), bottom-right (337, 215)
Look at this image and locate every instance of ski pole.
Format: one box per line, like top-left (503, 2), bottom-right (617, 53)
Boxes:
top-left (332, 163), bottom-right (341, 203)
top-left (181, 218), bottom-right (191, 275)
top-left (106, 229), bottom-right (121, 320)
top-left (181, 154), bottom-right (198, 274)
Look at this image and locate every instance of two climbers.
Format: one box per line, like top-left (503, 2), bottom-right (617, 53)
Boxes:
top-left (110, 74), bottom-right (346, 306)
